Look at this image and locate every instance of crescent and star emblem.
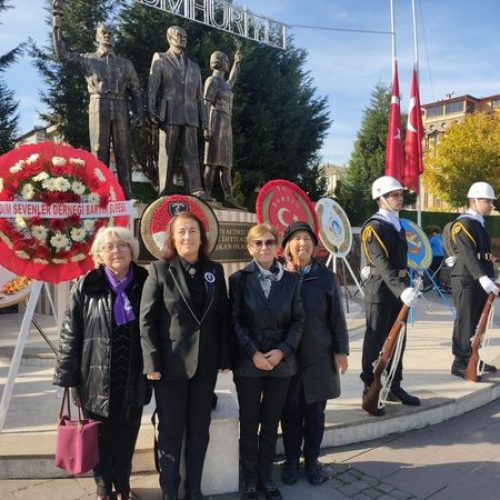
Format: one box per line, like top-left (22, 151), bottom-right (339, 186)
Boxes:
top-left (277, 207), bottom-right (293, 226)
top-left (407, 96), bottom-right (418, 133)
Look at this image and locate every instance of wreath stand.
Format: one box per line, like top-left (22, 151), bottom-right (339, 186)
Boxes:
top-left (325, 253), bottom-right (365, 313)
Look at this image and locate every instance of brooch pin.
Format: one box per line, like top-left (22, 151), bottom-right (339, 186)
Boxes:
top-left (204, 272), bottom-right (216, 283)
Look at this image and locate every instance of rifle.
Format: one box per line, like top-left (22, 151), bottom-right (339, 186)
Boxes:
top-left (362, 304), bottom-right (409, 416)
top-left (464, 292), bottom-right (497, 382)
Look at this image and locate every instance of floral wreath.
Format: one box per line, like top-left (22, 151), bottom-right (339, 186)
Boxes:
top-left (256, 179), bottom-right (319, 239)
top-left (0, 142), bottom-right (129, 283)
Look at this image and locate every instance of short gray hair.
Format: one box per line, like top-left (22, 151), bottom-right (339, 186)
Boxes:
top-left (90, 226), bottom-right (140, 265)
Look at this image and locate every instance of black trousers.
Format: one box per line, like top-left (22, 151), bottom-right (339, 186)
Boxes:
top-left (234, 376), bottom-right (291, 484)
top-left (281, 376), bottom-right (327, 465)
top-left (451, 277), bottom-right (488, 368)
top-left (86, 398), bottom-right (143, 497)
top-left (360, 300), bottom-right (405, 388)
top-left (153, 373), bottom-right (217, 498)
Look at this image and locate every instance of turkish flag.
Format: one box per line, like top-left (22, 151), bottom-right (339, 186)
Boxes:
top-left (385, 60), bottom-right (404, 182)
top-left (404, 66), bottom-right (424, 193)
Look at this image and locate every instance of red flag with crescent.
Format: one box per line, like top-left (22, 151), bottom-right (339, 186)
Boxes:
top-left (404, 66), bottom-right (424, 193)
top-left (385, 60), bottom-right (404, 182)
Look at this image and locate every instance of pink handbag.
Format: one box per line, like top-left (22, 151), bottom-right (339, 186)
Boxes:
top-left (55, 388), bottom-right (100, 474)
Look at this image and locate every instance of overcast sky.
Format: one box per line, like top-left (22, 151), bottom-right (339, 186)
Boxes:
top-left (2, 0), bottom-right (500, 166)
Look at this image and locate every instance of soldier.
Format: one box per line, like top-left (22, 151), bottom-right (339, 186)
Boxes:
top-left (52, 1), bottom-right (143, 200)
top-left (148, 26), bottom-right (208, 198)
top-left (360, 176), bottom-right (420, 414)
top-left (449, 182), bottom-right (499, 378)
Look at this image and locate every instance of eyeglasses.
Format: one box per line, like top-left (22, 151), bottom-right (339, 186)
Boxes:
top-left (251, 239), bottom-right (276, 248)
top-left (101, 242), bottom-right (129, 252)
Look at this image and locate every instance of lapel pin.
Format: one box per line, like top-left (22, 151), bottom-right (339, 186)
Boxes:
top-left (204, 272), bottom-right (215, 283)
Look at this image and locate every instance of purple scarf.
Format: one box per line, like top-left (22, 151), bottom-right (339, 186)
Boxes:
top-left (103, 266), bottom-right (136, 326)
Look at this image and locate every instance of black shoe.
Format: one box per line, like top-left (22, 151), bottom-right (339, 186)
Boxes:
top-left (480, 362), bottom-right (497, 373)
top-left (387, 386), bottom-right (421, 406)
top-left (241, 483), bottom-right (258, 500)
top-left (259, 480), bottom-right (282, 500)
top-left (305, 461), bottom-right (330, 486)
top-left (281, 459), bottom-right (300, 485)
top-left (451, 367), bottom-right (466, 379)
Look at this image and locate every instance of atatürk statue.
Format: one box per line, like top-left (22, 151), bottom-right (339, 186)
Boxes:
top-left (52, 1), bottom-right (143, 200)
top-left (203, 50), bottom-right (245, 210)
top-left (148, 26), bottom-right (208, 199)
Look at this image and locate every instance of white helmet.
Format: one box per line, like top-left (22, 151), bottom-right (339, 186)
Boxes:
top-left (371, 176), bottom-right (404, 200)
top-left (467, 182), bottom-right (496, 200)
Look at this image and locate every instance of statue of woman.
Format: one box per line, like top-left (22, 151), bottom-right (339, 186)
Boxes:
top-left (203, 50), bottom-right (245, 210)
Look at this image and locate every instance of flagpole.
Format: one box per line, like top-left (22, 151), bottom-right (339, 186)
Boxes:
top-left (390, 0), bottom-right (396, 66)
top-left (411, 0), bottom-right (422, 227)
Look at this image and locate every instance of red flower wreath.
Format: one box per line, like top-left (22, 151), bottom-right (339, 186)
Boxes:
top-left (0, 142), bottom-right (128, 283)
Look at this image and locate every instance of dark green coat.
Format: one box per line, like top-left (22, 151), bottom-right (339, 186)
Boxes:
top-left (297, 260), bottom-right (349, 404)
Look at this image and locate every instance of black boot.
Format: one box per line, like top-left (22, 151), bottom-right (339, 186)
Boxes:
top-left (387, 386), bottom-right (420, 406)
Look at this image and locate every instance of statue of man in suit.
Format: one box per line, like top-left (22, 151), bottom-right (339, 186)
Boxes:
top-left (148, 26), bottom-right (209, 199)
top-left (52, 0), bottom-right (143, 200)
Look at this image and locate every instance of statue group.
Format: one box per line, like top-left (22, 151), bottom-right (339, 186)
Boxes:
top-left (52, 2), bottom-right (244, 209)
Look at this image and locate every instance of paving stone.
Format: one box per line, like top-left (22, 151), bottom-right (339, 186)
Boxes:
top-left (362, 487), bottom-right (384, 498)
top-left (376, 482), bottom-right (395, 493)
top-left (339, 482), bottom-right (365, 496)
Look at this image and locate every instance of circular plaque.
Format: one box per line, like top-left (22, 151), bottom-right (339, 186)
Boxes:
top-left (315, 198), bottom-right (352, 257)
top-left (400, 218), bottom-right (432, 270)
top-left (140, 195), bottom-right (220, 260)
top-left (256, 179), bottom-right (318, 239)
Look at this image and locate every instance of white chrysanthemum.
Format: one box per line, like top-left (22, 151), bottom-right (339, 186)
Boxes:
top-left (69, 157), bottom-right (85, 166)
top-left (70, 227), bottom-right (86, 242)
top-left (31, 225), bottom-right (48, 241)
top-left (0, 178), bottom-right (3, 193)
top-left (15, 214), bottom-right (27, 229)
top-left (26, 154), bottom-right (40, 164)
top-left (9, 160), bottom-right (24, 173)
top-left (33, 171), bottom-right (49, 182)
top-left (94, 168), bottom-right (106, 182)
top-left (21, 183), bottom-right (35, 200)
top-left (52, 156), bottom-right (66, 166)
top-left (109, 187), bottom-right (116, 201)
top-left (50, 232), bottom-right (69, 250)
top-left (83, 219), bottom-right (96, 231)
top-left (88, 192), bottom-right (100, 204)
top-left (71, 180), bottom-right (86, 195)
top-left (42, 177), bottom-right (57, 191)
top-left (53, 177), bottom-right (71, 192)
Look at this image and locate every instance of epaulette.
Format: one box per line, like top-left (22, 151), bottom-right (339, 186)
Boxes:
top-left (361, 223), bottom-right (388, 263)
top-left (451, 221), bottom-right (476, 246)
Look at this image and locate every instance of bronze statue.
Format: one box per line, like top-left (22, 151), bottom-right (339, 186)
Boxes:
top-left (203, 50), bottom-right (245, 210)
top-left (52, 1), bottom-right (143, 200)
top-left (148, 26), bottom-right (208, 199)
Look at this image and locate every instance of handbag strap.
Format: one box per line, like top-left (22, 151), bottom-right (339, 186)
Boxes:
top-left (59, 388), bottom-right (85, 423)
top-left (59, 387), bottom-right (71, 420)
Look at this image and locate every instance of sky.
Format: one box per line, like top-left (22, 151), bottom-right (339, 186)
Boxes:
top-left (2, 0), bottom-right (500, 167)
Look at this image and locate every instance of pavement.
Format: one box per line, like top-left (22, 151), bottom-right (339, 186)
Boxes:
top-left (1, 288), bottom-right (500, 499)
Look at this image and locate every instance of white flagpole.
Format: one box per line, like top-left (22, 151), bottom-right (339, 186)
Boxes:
top-left (390, 0), bottom-right (396, 69)
top-left (411, 0), bottom-right (422, 227)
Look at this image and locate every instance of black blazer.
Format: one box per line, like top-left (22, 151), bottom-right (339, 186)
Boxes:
top-left (229, 261), bottom-right (304, 378)
top-left (140, 258), bottom-right (230, 380)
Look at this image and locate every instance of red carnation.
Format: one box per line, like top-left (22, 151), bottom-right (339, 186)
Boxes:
top-left (50, 219), bottom-right (66, 232)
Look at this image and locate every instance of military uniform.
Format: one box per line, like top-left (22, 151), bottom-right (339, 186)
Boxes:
top-left (360, 214), bottom-right (409, 388)
top-left (450, 213), bottom-right (494, 371)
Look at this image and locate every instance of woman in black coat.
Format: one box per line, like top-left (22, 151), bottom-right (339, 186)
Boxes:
top-left (54, 226), bottom-right (151, 500)
top-left (229, 223), bottom-right (304, 500)
top-left (280, 221), bottom-right (349, 486)
top-left (140, 211), bottom-right (230, 500)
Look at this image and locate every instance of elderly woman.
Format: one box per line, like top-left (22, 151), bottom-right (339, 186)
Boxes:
top-left (280, 221), bottom-right (349, 486)
top-left (140, 211), bottom-right (230, 500)
top-left (54, 226), bottom-right (151, 500)
top-left (229, 223), bottom-right (304, 500)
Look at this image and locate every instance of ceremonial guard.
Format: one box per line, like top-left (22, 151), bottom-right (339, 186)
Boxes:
top-left (449, 182), bottom-right (499, 378)
top-left (360, 176), bottom-right (420, 413)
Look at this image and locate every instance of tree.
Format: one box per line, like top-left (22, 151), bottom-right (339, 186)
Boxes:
top-left (336, 84), bottom-right (391, 225)
top-left (0, 0), bottom-right (24, 154)
top-left (423, 112), bottom-right (500, 208)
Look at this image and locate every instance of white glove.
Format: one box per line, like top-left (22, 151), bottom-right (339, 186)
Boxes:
top-left (479, 275), bottom-right (500, 295)
top-left (400, 287), bottom-right (420, 307)
top-left (360, 266), bottom-right (371, 280)
top-left (445, 256), bottom-right (457, 267)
